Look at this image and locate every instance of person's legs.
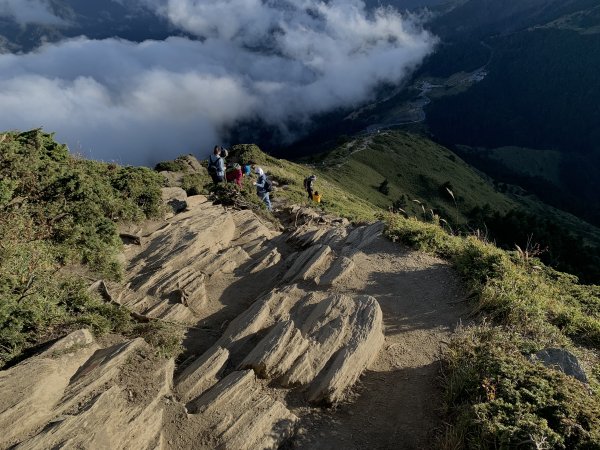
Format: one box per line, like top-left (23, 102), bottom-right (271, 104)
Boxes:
top-left (307, 188), bottom-right (313, 200)
top-left (262, 193), bottom-right (272, 211)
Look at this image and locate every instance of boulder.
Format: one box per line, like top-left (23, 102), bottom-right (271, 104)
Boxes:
top-left (187, 289), bottom-right (385, 405)
top-left (161, 187), bottom-right (188, 216)
top-left (1, 332), bottom-right (173, 449)
top-left (533, 348), bottom-right (588, 383)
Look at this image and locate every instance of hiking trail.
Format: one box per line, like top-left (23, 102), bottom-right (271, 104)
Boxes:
top-left (0, 188), bottom-right (469, 450)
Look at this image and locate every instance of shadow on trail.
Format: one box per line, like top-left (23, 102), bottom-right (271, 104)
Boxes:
top-left (176, 255), bottom-right (287, 374)
top-left (286, 363), bottom-right (444, 450)
top-left (366, 267), bottom-right (465, 336)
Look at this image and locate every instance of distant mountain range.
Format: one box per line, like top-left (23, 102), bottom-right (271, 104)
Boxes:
top-left (429, 0), bottom-right (600, 37)
top-left (3, 0), bottom-right (599, 242)
top-left (309, 0), bottom-right (600, 230)
top-left (421, 0), bottom-right (600, 227)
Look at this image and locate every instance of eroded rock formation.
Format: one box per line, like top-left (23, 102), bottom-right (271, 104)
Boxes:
top-left (1, 198), bottom-right (388, 449)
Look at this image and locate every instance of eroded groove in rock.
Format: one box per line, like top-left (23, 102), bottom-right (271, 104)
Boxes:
top-left (58, 338), bottom-right (147, 414)
top-left (250, 248), bottom-right (283, 274)
top-left (318, 256), bottom-right (355, 286)
top-left (117, 200), bottom-right (282, 324)
top-left (2, 332), bottom-right (174, 450)
top-left (307, 295), bottom-right (385, 404)
top-left (282, 244), bottom-right (333, 283)
top-left (0, 330), bottom-right (98, 448)
top-left (189, 289), bottom-right (385, 405)
top-left (240, 320), bottom-right (309, 379)
top-left (176, 346), bottom-right (230, 404)
top-left (190, 370), bottom-right (299, 450)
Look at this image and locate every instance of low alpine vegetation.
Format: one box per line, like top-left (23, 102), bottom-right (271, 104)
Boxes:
top-left (385, 214), bottom-right (600, 449)
top-left (0, 129), bottom-right (168, 367)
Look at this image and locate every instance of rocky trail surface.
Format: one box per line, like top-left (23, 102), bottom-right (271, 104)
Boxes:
top-left (0, 189), bottom-right (468, 449)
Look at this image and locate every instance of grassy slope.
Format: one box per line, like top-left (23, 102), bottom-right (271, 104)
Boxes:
top-left (458, 145), bottom-right (564, 184)
top-left (309, 131), bottom-right (514, 222)
top-left (228, 143), bottom-right (382, 222)
top-left (227, 132), bottom-right (515, 225)
top-left (233, 132), bottom-right (600, 254)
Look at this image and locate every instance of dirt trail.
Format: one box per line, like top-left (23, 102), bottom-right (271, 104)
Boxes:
top-left (286, 237), bottom-right (469, 449)
top-left (0, 192), bottom-right (469, 450)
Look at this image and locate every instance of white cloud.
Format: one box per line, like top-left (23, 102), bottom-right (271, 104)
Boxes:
top-left (0, 1), bottom-right (436, 164)
top-left (0, 0), bottom-right (65, 25)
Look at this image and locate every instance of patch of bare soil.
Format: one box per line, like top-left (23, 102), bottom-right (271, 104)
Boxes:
top-left (285, 237), bottom-right (469, 450)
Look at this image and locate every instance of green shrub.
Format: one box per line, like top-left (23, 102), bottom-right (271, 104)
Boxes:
top-left (231, 144), bottom-right (270, 165)
top-left (109, 166), bottom-right (164, 219)
top-left (0, 129), bottom-right (167, 366)
top-left (444, 327), bottom-right (600, 449)
top-left (181, 173), bottom-right (209, 195)
top-left (154, 159), bottom-right (187, 172)
top-left (130, 321), bottom-right (185, 358)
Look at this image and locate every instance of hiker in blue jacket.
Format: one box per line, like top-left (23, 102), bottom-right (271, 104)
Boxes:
top-left (207, 146), bottom-right (225, 183)
top-left (253, 166), bottom-right (272, 211)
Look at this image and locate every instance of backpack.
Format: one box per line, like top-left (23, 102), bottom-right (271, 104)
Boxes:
top-left (264, 177), bottom-right (273, 193)
top-left (304, 176), bottom-right (314, 190)
top-left (208, 155), bottom-right (220, 174)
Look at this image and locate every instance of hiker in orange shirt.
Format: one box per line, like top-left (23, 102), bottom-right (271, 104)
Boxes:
top-left (312, 191), bottom-right (322, 203)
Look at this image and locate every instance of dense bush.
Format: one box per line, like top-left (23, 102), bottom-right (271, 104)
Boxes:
top-left (154, 159), bottom-right (187, 172)
top-left (445, 327), bottom-right (600, 449)
top-left (181, 173), bottom-right (208, 196)
top-left (0, 129), bottom-right (166, 366)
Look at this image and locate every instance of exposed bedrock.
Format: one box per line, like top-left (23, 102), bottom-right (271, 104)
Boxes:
top-left (1, 198), bottom-right (390, 449)
top-left (178, 288), bottom-right (384, 405)
top-left (0, 330), bottom-right (173, 450)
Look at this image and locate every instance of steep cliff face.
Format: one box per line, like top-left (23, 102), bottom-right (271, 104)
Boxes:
top-left (0, 188), bottom-right (468, 449)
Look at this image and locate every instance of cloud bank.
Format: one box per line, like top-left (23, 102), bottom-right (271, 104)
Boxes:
top-left (0, 0), bottom-right (435, 164)
top-left (0, 0), bottom-right (65, 25)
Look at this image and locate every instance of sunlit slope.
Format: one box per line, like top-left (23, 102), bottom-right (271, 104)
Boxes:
top-left (306, 131), bottom-right (515, 222)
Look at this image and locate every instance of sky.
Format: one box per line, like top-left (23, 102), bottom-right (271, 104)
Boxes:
top-left (0, 0), bottom-right (436, 165)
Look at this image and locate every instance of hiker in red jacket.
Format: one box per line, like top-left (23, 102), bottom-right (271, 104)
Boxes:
top-left (226, 163), bottom-right (244, 188)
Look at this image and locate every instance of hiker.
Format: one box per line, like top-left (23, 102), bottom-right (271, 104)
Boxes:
top-left (207, 146), bottom-right (225, 184)
top-left (226, 163), bottom-right (244, 188)
top-left (312, 191), bottom-right (322, 203)
top-left (243, 163), bottom-right (252, 176)
top-left (253, 166), bottom-right (272, 211)
top-left (304, 175), bottom-right (316, 200)
top-left (220, 148), bottom-right (229, 165)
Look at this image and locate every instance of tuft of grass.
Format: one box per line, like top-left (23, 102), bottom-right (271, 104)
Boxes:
top-left (129, 321), bottom-right (185, 359)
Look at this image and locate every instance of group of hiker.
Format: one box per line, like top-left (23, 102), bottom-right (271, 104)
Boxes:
top-left (207, 145), bottom-right (272, 211)
top-left (207, 145), bottom-right (322, 212)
